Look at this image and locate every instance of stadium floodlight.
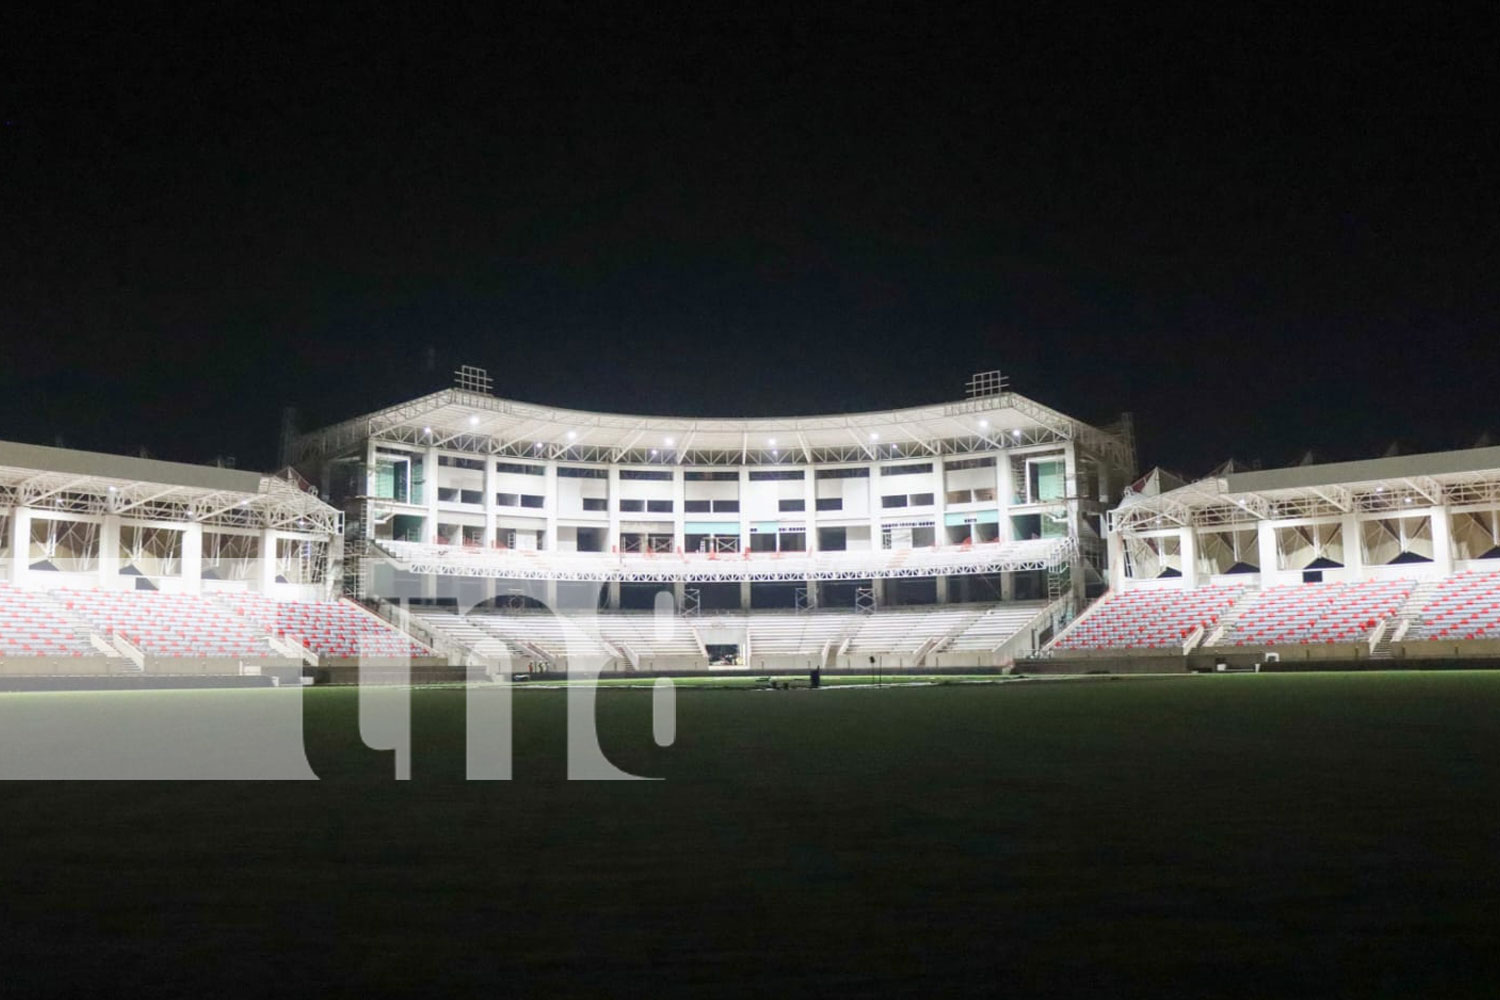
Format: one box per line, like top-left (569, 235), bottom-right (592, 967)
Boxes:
top-left (468, 415), bottom-right (479, 426)
top-left (979, 419), bottom-right (989, 428)
top-left (423, 427), bottom-right (432, 435)
top-left (1012, 429), bottom-right (1022, 438)
top-left (768, 437), bottom-right (776, 446)
top-left (651, 448), bottom-right (659, 456)
top-left (567, 431), bottom-right (577, 440)
top-left (869, 432), bottom-right (879, 440)
top-left (665, 437), bottom-right (674, 447)
top-left (1376, 486), bottom-right (1386, 492)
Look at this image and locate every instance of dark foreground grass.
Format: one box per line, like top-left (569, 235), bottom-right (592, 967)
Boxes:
top-left (2, 672), bottom-right (1500, 997)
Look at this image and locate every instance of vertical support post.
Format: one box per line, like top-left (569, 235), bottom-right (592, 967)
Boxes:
top-left (10, 507), bottom-right (30, 586)
top-left (868, 459), bottom-right (882, 553)
top-left (423, 445), bottom-right (439, 544)
top-left (671, 467), bottom-right (686, 554)
top-left (1341, 514), bottom-right (1364, 578)
top-left (260, 528), bottom-right (279, 594)
top-left (483, 455), bottom-right (498, 547)
top-left (542, 462), bottom-right (559, 553)
top-left (1179, 526), bottom-right (1199, 590)
top-left (1257, 521), bottom-right (1279, 585)
top-left (98, 512), bottom-right (120, 589)
top-left (1432, 505), bottom-right (1454, 576)
top-left (738, 466), bottom-right (751, 554)
top-left (996, 449), bottom-right (1013, 542)
top-left (607, 464), bottom-right (622, 553)
top-left (181, 522), bottom-right (203, 594)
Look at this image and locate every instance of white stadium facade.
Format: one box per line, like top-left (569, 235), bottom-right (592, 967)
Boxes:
top-left (282, 369), bottom-right (1135, 672)
top-left (5, 365), bottom-right (1500, 683)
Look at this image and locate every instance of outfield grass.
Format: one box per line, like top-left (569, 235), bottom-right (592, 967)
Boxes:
top-left (2, 672), bottom-right (1499, 996)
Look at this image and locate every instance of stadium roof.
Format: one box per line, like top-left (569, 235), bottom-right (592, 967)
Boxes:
top-left (0, 440), bottom-right (340, 534)
top-left (1112, 446), bottom-right (1500, 531)
top-left (289, 387), bottom-right (1134, 469)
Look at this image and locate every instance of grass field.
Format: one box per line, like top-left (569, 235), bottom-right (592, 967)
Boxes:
top-left (2, 672), bottom-right (1499, 996)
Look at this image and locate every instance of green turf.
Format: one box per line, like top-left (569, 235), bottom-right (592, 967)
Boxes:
top-left (2, 672), bottom-right (1499, 996)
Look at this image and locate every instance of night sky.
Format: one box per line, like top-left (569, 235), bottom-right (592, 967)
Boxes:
top-left (3, 8), bottom-right (1496, 475)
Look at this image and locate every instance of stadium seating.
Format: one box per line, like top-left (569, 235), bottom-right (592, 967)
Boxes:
top-left (221, 593), bottom-right (432, 659)
top-left (55, 589), bottom-right (273, 658)
top-left (1221, 579), bottom-right (1413, 646)
top-left (0, 583), bottom-right (95, 656)
top-left (1408, 571), bottom-right (1500, 641)
top-left (946, 602), bottom-right (1050, 651)
top-left (1052, 584), bottom-right (1244, 651)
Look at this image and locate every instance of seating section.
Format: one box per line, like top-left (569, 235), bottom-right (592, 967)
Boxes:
top-left (410, 610), bottom-right (610, 663)
top-left (55, 589), bottom-right (273, 658)
top-left (847, 607), bottom-right (984, 654)
top-left (743, 613), bottom-right (853, 655)
top-left (946, 602), bottom-right (1050, 651)
top-left (1409, 572), bottom-right (1500, 641)
top-left (221, 593), bottom-right (432, 659)
top-left (0, 584), bottom-right (95, 656)
top-left (1053, 585), bottom-right (1244, 650)
top-left (1223, 579), bottom-right (1413, 646)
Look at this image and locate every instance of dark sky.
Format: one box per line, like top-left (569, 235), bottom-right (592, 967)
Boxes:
top-left (3, 7), bottom-right (1496, 475)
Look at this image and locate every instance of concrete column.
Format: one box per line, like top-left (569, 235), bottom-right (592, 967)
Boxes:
top-left (935, 575), bottom-right (949, 604)
top-left (1257, 522), bottom-right (1279, 583)
top-left (607, 579), bottom-right (621, 610)
top-left (10, 507), bottom-right (30, 586)
top-left (544, 578), bottom-right (558, 611)
top-left (671, 468), bottom-right (686, 553)
top-left (483, 457), bottom-right (498, 547)
top-left (1341, 514), bottom-right (1364, 577)
top-left (738, 467), bottom-right (752, 554)
top-left (871, 577), bottom-right (886, 607)
top-left (739, 579), bottom-right (751, 610)
top-left (802, 469), bottom-right (818, 552)
top-left (933, 459), bottom-right (948, 548)
top-left (423, 446), bottom-right (439, 543)
top-left (1432, 506), bottom-right (1454, 576)
top-left (259, 528), bottom-right (278, 593)
top-left (868, 460), bottom-right (883, 552)
top-left (181, 522), bottom-right (203, 594)
top-left (1107, 529), bottom-right (1125, 591)
top-left (672, 580), bottom-right (685, 609)
top-left (542, 463), bottom-right (558, 552)
top-left (607, 465), bottom-right (622, 552)
top-left (1179, 527), bottom-right (1199, 589)
top-left (996, 450), bottom-right (1013, 542)
top-left (98, 513), bottom-right (120, 588)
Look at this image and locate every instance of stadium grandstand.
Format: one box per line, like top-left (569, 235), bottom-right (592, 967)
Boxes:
top-left (0, 440), bottom-right (439, 681)
top-left (283, 368), bottom-right (1136, 671)
top-left (1046, 446), bottom-right (1500, 669)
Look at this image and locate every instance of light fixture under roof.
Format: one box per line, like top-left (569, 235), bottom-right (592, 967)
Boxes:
top-left (1012, 428), bottom-right (1022, 438)
top-left (566, 430), bottom-right (577, 440)
top-left (423, 427), bottom-right (432, 435)
top-left (869, 431), bottom-right (879, 440)
top-left (768, 437), bottom-right (776, 446)
top-left (979, 419), bottom-right (989, 428)
top-left (665, 437), bottom-right (674, 447)
top-left (468, 415), bottom-right (479, 426)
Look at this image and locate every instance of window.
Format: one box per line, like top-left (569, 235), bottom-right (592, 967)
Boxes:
top-left (881, 462), bottom-right (933, 476)
top-left (520, 494), bottom-right (545, 508)
top-left (581, 497), bottom-right (607, 512)
top-left (881, 495), bottom-right (908, 508)
top-left (620, 469), bottom-right (672, 481)
top-left (557, 467), bottom-right (607, 479)
top-left (909, 493), bottom-right (935, 506)
top-left (496, 492), bottom-right (518, 507)
top-left (712, 499), bottom-right (739, 513)
top-left (619, 499), bottom-right (645, 512)
top-left (438, 455), bottom-right (486, 471)
top-left (646, 499), bottom-right (674, 513)
top-left (496, 462), bottom-right (544, 476)
top-left (946, 489), bottom-right (973, 505)
top-left (815, 497), bottom-right (843, 511)
top-left (945, 456), bottom-right (996, 471)
top-left (686, 470), bottom-right (739, 481)
top-left (459, 489), bottom-right (484, 505)
top-left (778, 498), bottom-right (805, 512)
top-left (749, 469), bottom-right (804, 481)
top-left (438, 487), bottom-right (459, 502)
top-left (684, 499), bottom-right (711, 513)
top-left (816, 467), bottom-right (869, 480)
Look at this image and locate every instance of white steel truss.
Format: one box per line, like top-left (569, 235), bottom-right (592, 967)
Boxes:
top-left (0, 463), bottom-right (341, 535)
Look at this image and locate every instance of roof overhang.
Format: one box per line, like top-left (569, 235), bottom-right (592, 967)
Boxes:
top-left (290, 388), bottom-right (1133, 469)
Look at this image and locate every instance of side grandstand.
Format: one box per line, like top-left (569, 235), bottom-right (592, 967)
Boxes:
top-left (0, 440), bottom-right (441, 682)
top-left (1042, 447), bottom-right (1500, 669)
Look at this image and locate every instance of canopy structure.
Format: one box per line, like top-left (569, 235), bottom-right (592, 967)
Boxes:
top-left (1111, 447), bottom-right (1500, 533)
top-left (0, 441), bottom-right (341, 535)
top-left (289, 385), bottom-right (1133, 470)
